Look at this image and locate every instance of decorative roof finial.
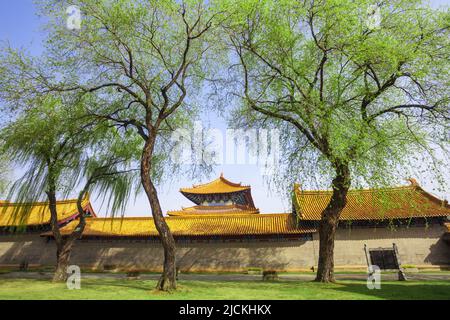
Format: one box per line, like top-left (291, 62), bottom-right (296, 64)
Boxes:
top-left (407, 178), bottom-right (419, 186)
top-left (220, 172), bottom-right (224, 178)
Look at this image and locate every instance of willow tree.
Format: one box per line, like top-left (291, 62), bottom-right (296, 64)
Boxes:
top-left (0, 0), bottom-right (220, 290)
top-left (0, 155), bottom-right (9, 196)
top-left (1, 95), bottom-right (140, 282)
top-left (222, 0), bottom-right (449, 282)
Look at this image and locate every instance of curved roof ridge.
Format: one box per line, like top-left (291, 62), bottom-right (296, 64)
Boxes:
top-left (0, 193), bottom-right (91, 208)
top-left (0, 197), bottom-right (88, 207)
top-left (294, 179), bottom-right (448, 207)
top-left (294, 183), bottom-right (415, 195)
top-left (218, 174), bottom-right (248, 187)
top-left (293, 179), bottom-right (449, 221)
top-left (413, 184), bottom-right (450, 208)
top-left (0, 195), bottom-right (92, 227)
top-left (88, 212), bottom-right (288, 221)
top-left (179, 174), bottom-right (251, 195)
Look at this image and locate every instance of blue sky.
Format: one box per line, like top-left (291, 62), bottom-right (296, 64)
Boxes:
top-left (0, 0), bottom-right (448, 217)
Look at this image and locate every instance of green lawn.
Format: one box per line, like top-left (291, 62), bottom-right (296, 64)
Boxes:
top-left (0, 278), bottom-right (449, 300)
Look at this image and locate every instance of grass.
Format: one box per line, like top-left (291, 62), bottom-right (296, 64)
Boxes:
top-left (0, 278), bottom-right (449, 300)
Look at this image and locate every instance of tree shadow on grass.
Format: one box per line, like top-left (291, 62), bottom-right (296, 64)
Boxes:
top-left (80, 278), bottom-right (197, 298)
top-left (80, 278), bottom-right (155, 292)
top-left (328, 280), bottom-right (450, 300)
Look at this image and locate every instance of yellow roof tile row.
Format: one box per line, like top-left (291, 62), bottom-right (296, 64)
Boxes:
top-left (293, 182), bottom-right (449, 221)
top-left (47, 214), bottom-right (314, 237)
top-left (0, 197), bottom-right (91, 227)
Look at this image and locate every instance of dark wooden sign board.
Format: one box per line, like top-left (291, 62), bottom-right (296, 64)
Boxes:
top-left (364, 243), bottom-right (407, 281)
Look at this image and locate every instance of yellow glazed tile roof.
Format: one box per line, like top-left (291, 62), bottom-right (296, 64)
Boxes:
top-left (167, 204), bottom-right (260, 216)
top-left (293, 180), bottom-right (450, 221)
top-left (180, 174), bottom-right (250, 195)
top-left (47, 213), bottom-right (315, 237)
top-left (0, 196), bottom-right (91, 227)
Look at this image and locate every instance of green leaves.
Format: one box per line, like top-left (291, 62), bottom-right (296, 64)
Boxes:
top-left (0, 0), bottom-right (448, 205)
top-left (0, 90), bottom-right (142, 217)
top-left (224, 0), bottom-right (449, 191)
top-left (0, 154), bottom-right (9, 196)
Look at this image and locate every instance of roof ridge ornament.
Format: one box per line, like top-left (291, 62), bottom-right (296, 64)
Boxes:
top-left (407, 178), bottom-right (419, 186)
top-left (219, 173), bottom-right (242, 186)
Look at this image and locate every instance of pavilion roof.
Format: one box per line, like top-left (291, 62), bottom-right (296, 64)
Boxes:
top-left (42, 213), bottom-right (314, 238)
top-left (293, 179), bottom-right (450, 221)
top-left (167, 204), bottom-right (259, 216)
top-left (0, 196), bottom-right (93, 227)
top-left (180, 174), bottom-right (250, 195)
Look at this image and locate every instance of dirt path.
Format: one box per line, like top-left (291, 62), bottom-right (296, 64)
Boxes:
top-left (1, 271), bottom-right (449, 281)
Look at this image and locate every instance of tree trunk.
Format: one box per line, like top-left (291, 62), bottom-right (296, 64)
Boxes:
top-left (53, 242), bottom-right (72, 282)
top-left (140, 133), bottom-right (177, 291)
top-left (53, 226), bottom-right (85, 283)
top-left (47, 179), bottom-right (88, 283)
top-left (46, 184), bottom-right (67, 283)
top-left (46, 162), bottom-right (92, 283)
top-left (315, 163), bottom-right (350, 283)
